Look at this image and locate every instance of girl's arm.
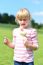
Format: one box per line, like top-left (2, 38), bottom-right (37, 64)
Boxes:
top-left (4, 37), bottom-right (15, 49)
top-left (24, 29), bottom-right (39, 50)
top-left (24, 41), bottom-right (38, 50)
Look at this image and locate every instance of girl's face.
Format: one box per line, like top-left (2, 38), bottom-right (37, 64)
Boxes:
top-left (18, 18), bottom-right (29, 29)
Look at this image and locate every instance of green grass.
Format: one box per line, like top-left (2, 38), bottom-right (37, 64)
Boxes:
top-left (34, 32), bottom-right (43, 65)
top-left (0, 23), bottom-right (43, 65)
top-left (0, 24), bottom-right (18, 65)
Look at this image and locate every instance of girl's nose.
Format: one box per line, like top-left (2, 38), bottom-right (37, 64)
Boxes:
top-left (22, 20), bottom-right (24, 23)
top-left (22, 20), bottom-right (25, 23)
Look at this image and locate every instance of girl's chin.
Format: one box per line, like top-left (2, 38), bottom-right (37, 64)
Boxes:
top-left (22, 26), bottom-right (27, 29)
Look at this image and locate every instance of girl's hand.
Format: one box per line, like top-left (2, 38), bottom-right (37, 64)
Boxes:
top-left (4, 37), bottom-right (10, 45)
top-left (24, 40), bottom-right (29, 48)
top-left (24, 39), bottom-right (32, 48)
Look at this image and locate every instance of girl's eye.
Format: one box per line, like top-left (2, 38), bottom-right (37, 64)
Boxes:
top-left (19, 19), bottom-right (22, 21)
top-left (23, 19), bottom-right (26, 21)
top-left (19, 19), bottom-right (27, 21)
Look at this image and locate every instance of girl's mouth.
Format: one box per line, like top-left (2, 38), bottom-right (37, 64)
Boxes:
top-left (21, 24), bottom-right (25, 25)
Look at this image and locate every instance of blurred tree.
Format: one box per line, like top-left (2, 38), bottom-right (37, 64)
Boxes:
top-left (9, 15), bottom-right (16, 24)
top-left (0, 14), bottom-right (2, 23)
top-left (2, 13), bottom-right (9, 23)
top-left (31, 19), bottom-right (39, 28)
top-left (31, 19), bottom-right (36, 28)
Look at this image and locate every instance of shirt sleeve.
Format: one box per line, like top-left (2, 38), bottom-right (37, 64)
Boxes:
top-left (31, 29), bottom-right (39, 48)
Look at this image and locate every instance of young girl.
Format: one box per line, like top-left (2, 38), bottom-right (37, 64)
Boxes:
top-left (4, 8), bottom-right (38, 65)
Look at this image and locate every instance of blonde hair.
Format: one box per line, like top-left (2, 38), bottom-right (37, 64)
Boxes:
top-left (16, 8), bottom-right (31, 20)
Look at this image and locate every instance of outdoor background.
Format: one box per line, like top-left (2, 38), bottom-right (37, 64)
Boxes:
top-left (0, 0), bottom-right (43, 65)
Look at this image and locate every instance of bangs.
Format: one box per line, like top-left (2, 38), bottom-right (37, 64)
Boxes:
top-left (17, 14), bottom-right (29, 20)
top-left (16, 8), bottom-right (30, 20)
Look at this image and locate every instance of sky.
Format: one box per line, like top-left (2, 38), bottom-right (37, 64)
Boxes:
top-left (0, 0), bottom-right (43, 24)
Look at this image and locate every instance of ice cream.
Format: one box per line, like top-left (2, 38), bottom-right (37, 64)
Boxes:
top-left (20, 31), bottom-right (26, 37)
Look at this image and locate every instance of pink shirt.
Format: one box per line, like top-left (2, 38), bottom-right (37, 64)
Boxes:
top-left (12, 28), bottom-right (38, 63)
